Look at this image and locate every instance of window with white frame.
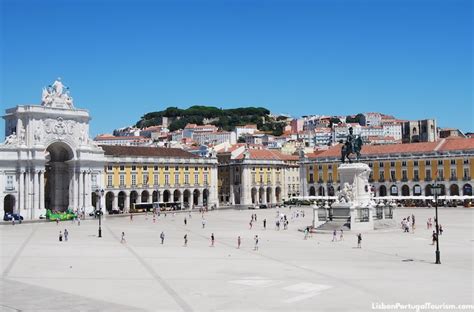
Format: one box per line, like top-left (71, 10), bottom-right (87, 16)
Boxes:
top-left (165, 174), bottom-right (169, 185)
top-left (204, 173), bottom-right (208, 185)
top-left (107, 175), bottom-right (113, 187)
top-left (91, 174), bottom-right (97, 187)
top-left (154, 174), bottom-right (159, 185)
top-left (174, 173), bottom-right (179, 185)
top-left (143, 173), bottom-right (149, 185)
top-left (194, 173), bottom-right (199, 185)
top-left (131, 174), bottom-right (137, 186)
top-left (185, 174), bottom-right (189, 185)
top-left (119, 174), bottom-right (125, 186)
top-left (6, 175), bottom-right (14, 190)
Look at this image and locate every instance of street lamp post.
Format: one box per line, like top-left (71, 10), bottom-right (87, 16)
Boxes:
top-left (95, 189), bottom-right (104, 238)
top-left (432, 183), bottom-right (442, 264)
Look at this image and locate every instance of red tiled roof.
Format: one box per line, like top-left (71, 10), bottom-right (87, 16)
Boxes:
top-left (235, 149), bottom-right (293, 161)
top-left (101, 145), bottom-right (199, 158)
top-left (439, 138), bottom-right (474, 152)
top-left (307, 141), bottom-right (441, 159)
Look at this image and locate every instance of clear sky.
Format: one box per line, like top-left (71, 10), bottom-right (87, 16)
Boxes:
top-left (1, 0), bottom-right (472, 136)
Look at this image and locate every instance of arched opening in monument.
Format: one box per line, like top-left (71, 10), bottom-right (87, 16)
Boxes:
top-left (118, 191), bottom-right (126, 211)
top-left (193, 189), bottom-right (200, 205)
top-left (309, 186), bottom-right (316, 196)
top-left (163, 190), bottom-right (171, 203)
top-left (266, 187), bottom-right (272, 204)
top-left (152, 190), bottom-right (159, 203)
top-left (318, 186), bottom-right (325, 196)
top-left (379, 185), bottom-right (387, 197)
top-left (251, 188), bottom-right (257, 204)
top-left (44, 142), bottom-right (74, 212)
top-left (141, 190), bottom-right (149, 203)
top-left (401, 185), bottom-right (410, 196)
top-left (203, 189), bottom-right (209, 205)
top-left (173, 189), bottom-right (181, 202)
top-left (463, 184), bottom-right (472, 196)
top-left (183, 189), bottom-right (191, 205)
top-left (4, 194), bottom-right (15, 214)
top-left (327, 185), bottom-right (335, 196)
top-left (258, 187), bottom-right (264, 204)
top-left (106, 192), bottom-right (114, 212)
top-left (449, 184), bottom-right (459, 196)
top-left (275, 187), bottom-right (281, 203)
top-left (130, 191), bottom-right (138, 209)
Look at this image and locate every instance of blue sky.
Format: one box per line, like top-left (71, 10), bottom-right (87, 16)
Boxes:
top-left (1, 0), bottom-right (472, 136)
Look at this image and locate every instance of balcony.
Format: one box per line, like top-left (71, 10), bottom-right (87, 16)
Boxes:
top-left (450, 176), bottom-right (457, 181)
top-left (424, 177), bottom-right (432, 182)
top-left (390, 178), bottom-right (397, 183)
top-left (5, 185), bottom-right (15, 191)
top-left (379, 178), bottom-right (385, 182)
top-left (318, 179), bottom-right (324, 184)
top-left (463, 176), bottom-right (471, 181)
top-left (401, 177), bottom-right (408, 182)
top-left (368, 178), bottom-right (374, 183)
top-left (309, 179), bottom-right (315, 184)
top-left (413, 177), bottom-right (419, 182)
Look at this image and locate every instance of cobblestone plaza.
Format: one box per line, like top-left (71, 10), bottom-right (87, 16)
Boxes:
top-left (1, 207), bottom-right (473, 311)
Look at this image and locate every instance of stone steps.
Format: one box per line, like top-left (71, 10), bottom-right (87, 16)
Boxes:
top-left (316, 220), bottom-right (351, 231)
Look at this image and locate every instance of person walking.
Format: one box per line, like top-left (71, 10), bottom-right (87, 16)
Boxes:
top-left (254, 235), bottom-right (259, 251)
top-left (77, 216), bottom-right (81, 226)
top-left (64, 229), bottom-right (69, 242)
top-left (202, 218), bottom-right (206, 229)
top-left (332, 230), bottom-right (337, 242)
top-left (339, 229), bottom-right (344, 241)
top-left (263, 218), bottom-right (266, 230)
top-left (130, 214), bottom-right (133, 222)
top-left (432, 230), bottom-right (437, 245)
top-left (184, 217), bottom-right (187, 226)
top-left (121, 232), bottom-right (126, 243)
top-left (59, 231), bottom-right (63, 242)
top-left (357, 233), bottom-right (362, 248)
top-left (211, 233), bottom-right (215, 247)
top-left (237, 236), bottom-right (241, 249)
top-left (184, 234), bottom-right (188, 247)
top-left (439, 224), bottom-right (443, 235)
top-left (249, 220), bottom-right (253, 230)
top-left (160, 231), bottom-right (165, 244)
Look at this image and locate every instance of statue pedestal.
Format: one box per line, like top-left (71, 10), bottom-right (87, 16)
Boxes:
top-left (332, 163), bottom-right (375, 231)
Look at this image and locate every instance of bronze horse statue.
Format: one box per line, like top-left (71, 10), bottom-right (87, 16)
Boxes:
top-left (341, 135), bottom-right (363, 163)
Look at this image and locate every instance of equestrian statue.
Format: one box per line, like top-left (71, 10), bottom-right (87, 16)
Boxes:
top-left (340, 127), bottom-right (363, 163)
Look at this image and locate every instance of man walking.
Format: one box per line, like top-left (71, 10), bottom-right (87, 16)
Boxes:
top-left (263, 218), bottom-right (266, 230)
top-left (184, 234), bottom-right (188, 247)
top-left (121, 232), bottom-right (126, 243)
top-left (211, 233), bottom-right (215, 247)
top-left (237, 236), bottom-right (241, 249)
top-left (254, 235), bottom-right (259, 251)
top-left (357, 233), bottom-right (362, 248)
top-left (160, 231), bottom-right (165, 244)
top-left (332, 230), bottom-right (337, 242)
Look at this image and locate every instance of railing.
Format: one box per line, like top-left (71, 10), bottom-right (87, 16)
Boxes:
top-left (379, 178), bottom-right (385, 182)
top-left (5, 185), bottom-right (15, 191)
top-left (424, 177), bottom-right (432, 181)
top-left (463, 176), bottom-right (471, 181)
top-left (401, 178), bottom-right (408, 182)
top-left (413, 177), bottom-right (419, 182)
top-left (450, 176), bottom-right (457, 181)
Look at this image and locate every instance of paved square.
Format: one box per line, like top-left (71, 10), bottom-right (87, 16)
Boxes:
top-left (1, 207), bottom-right (473, 311)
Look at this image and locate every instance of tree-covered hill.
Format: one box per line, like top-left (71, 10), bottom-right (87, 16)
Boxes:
top-left (136, 105), bottom-right (287, 135)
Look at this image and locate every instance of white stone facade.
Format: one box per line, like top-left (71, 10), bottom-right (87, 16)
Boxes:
top-left (1, 80), bottom-right (106, 220)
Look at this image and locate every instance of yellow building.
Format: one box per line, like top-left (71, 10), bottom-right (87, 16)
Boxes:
top-left (300, 138), bottom-right (474, 198)
top-left (101, 146), bottom-right (218, 211)
top-left (217, 145), bottom-right (299, 206)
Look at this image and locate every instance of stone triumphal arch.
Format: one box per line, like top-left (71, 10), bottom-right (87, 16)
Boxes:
top-left (0, 79), bottom-right (105, 219)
